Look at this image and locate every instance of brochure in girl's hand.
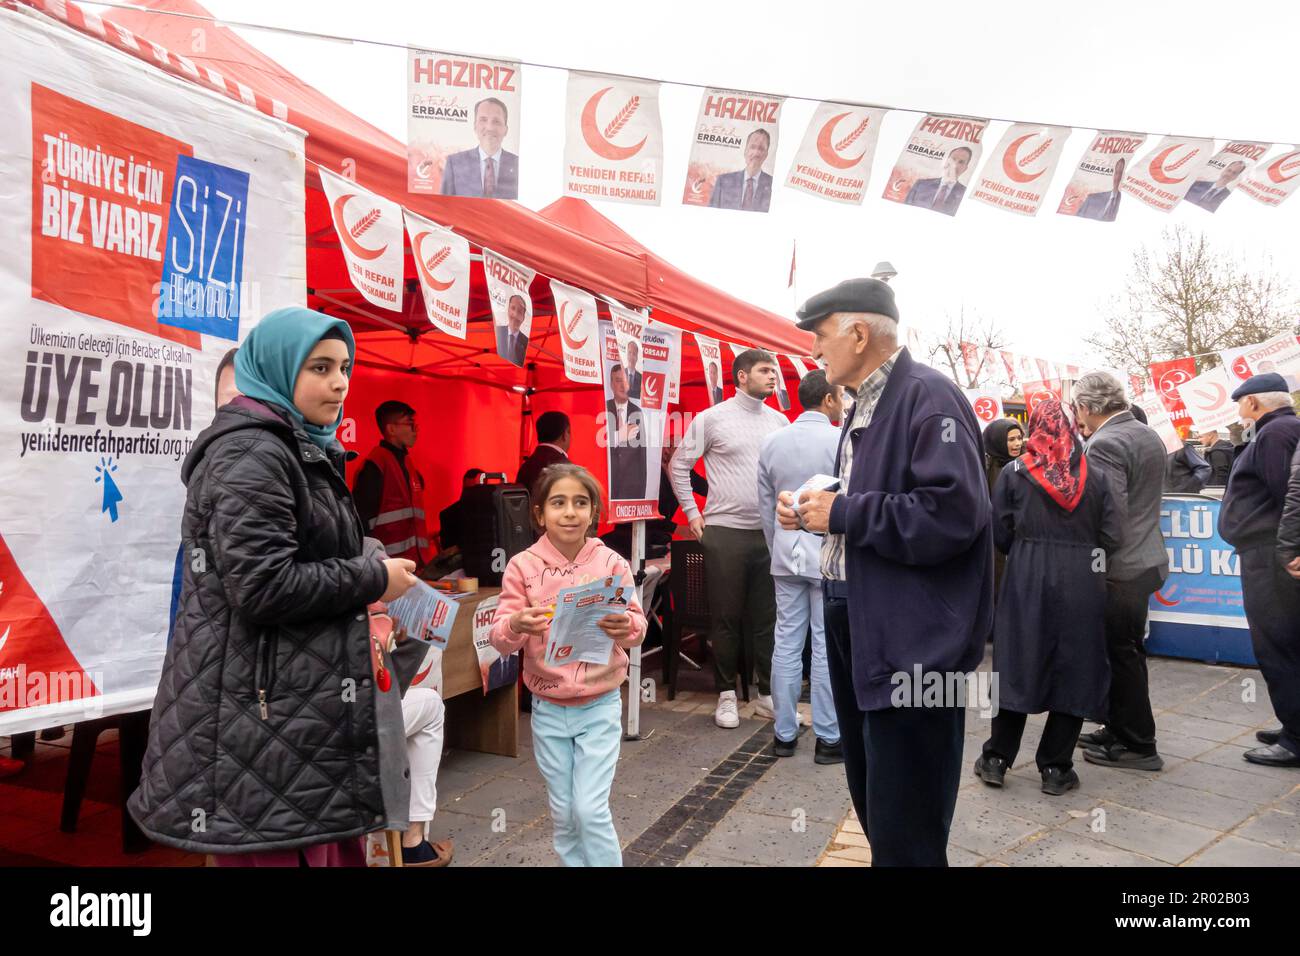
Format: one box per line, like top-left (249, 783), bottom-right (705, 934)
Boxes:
top-left (387, 580), bottom-right (461, 649)
top-left (543, 578), bottom-right (631, 667)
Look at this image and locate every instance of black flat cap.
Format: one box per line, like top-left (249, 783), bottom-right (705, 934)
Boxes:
top-left (795, 278), bottom-right (899, 332)
top-left (1230, 372), bottom-right (1290, 400)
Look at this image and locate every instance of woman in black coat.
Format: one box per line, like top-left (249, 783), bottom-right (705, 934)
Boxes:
top-left (974, 398), bottom-right (1120, 795)
top-left (983, 419), bottom-right (1024, 601)
top-left (129, 308), bottom-right (420, 863)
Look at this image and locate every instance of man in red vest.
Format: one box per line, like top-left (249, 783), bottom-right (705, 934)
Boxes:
top-left (354, 400), bottom-right (430, 567)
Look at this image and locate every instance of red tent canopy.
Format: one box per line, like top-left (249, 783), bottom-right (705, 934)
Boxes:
top-left (24, 0), bottom-right (808, 527)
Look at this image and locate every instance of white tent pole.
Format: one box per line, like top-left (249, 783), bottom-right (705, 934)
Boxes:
top-left (624, 519), bottom-right (647, 740)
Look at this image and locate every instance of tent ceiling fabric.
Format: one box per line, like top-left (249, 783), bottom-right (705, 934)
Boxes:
top-left (95, 0), bottom-right (812, 366)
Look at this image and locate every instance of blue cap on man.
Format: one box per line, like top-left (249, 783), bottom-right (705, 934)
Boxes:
top-left (1230, 372), bottom-right (1290, 401)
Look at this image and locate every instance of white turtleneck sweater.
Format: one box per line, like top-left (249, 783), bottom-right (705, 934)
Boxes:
top-left (670, 390), bottom-right (789, 530)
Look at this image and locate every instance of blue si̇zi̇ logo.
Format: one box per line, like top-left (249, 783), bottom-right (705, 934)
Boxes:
top-left (157, 154), bottom-right (250, 341)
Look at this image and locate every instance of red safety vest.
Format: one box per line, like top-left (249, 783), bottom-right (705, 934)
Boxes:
top-left (364, 445), bottom-right (429, 565)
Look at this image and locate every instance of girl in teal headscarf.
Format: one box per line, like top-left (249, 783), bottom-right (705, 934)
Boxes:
top-left (132, 306), bottom-right (423, 867)
top-left (234, 306), bottom-right (356, 450)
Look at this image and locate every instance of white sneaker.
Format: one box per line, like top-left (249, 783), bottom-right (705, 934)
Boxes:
top-left (753, 694), bottom-right (775, 720)
top-left (714, 691), bottom-right (740, 729)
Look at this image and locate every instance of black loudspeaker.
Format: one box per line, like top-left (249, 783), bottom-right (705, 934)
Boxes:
top-left (459, 472), bottom-right (533, 586)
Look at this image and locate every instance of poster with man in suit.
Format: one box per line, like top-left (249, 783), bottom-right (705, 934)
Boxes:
top-left (407, 50), bottom-right (522, 198)
top-left (1184, 141), bottom-right (1270, 213)
top-left (483, 250), bottom-right (534, 368)
top-left (1057, 131), bottom-right (1146, 221)
top-left (883, 114), bottom-right (987, 217)
top-left (683, 88), bottom-right (783, 212)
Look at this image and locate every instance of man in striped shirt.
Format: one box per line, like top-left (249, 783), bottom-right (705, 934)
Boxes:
top-left (670, 349), bottom-right (789, 729)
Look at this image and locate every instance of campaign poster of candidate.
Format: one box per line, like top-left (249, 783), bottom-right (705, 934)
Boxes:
top-left (1121, 136), bottom-right (1215, 213)
top-left (549, 280), bottom-right (602, 385)
top-left (694, 333), bottom-right (726, 406)
top-left (564, 72), bottom-right (663, 206)
top-left (1219, 331), bottom-right (1300, 386)
top-left (403, 209), bottom-right (470, 339)
top-left (319, 169), bottom-right (404, 311)
top-left (1182, 141), bottom-right (1270, 214)
top-left (407, 50), bottom-right (522, 199)
top-left (1236, 145), bottom-right (1300, 208)
top-left (882, 114), bottom-right (988, 217)
top-left (600, 319), bottom-right (663, 523)
top-left (0, 10), bottom-right (305, 733)
top-left (786, 103), bottom-right (886, 205)
top-left (483, 249), bottom-right (535, 368)
top-left (471, 595), bottom-right (518, 694)
top-left (970, 123), bottom-right (1070, 216)
top-left (642, 322), bottom-right (682, 408)
top-left (682, 88), bottom-right (783, 213)
top-left (1056, 131), bottom-right (1145, 221)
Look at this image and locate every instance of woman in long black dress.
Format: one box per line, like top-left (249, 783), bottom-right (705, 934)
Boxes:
top-left (974, 399), bottom-right (1120, 795)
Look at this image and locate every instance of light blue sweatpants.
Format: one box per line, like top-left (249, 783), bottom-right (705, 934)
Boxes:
top-left (530, 688), bottom-right (623, 866)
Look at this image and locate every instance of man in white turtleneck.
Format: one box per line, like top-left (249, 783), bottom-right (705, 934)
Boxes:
top-left (670, 349), bottom-right (789, 729)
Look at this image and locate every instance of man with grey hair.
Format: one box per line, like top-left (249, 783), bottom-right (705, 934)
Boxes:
top-left (776, 277), bottom-right (992, 865)
top-left (1073, 371), bottom-right (1170, 771)
top-left (1219, 373), bottom-right (1300, 767)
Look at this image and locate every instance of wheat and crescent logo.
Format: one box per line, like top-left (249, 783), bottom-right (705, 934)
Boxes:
top-left (1002, 133), bottom-right (1047, 184)
top-left (412, 231), bottom-right (455, 292)
top-left (557, 301), bottom-right (589, 351)
top-left (1267, 150), bottom-right (1300, 183)
top-left (332, 193), bottom-right (388, 261)
top-left (1149, 145), bottom-right (1198, 186)
top-left (581, 87), bottom-right (646, 161)
top-left (816, 112), bottom-right (870, 170)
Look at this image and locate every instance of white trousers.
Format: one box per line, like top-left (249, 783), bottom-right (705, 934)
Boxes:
top-left (402, 688), bottom-right (445, 824)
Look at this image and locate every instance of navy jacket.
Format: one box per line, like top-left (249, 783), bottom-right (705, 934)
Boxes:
top-left (1220, 406), bottom-right (1300, 553)
top-left (827, 348), bottom-right (994, 711)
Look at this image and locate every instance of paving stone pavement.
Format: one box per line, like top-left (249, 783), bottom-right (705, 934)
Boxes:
top-left (424, 651), bottom-right (1297, 867)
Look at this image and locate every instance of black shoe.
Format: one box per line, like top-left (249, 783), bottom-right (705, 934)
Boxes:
top-left (974, 753), bottom-right (1007, 787)
top-left (773, 734), bottom-right (798, 758)
top-left (1040, 767), bottom-right (1080, 795)
top-left (1242, 743), bottom-right (1300, 767)
top-left (1076, 726), bottom-right (1115, 749)
top-left (1256, 728), bottom-right (1283, 746)
top-left (814, 738), bottom-right (844, 765)
top-left (1082, 743), bottom-right (1163, 771)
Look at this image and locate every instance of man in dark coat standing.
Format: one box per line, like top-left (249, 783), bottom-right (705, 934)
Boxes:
top-left (516, 411), bottom-right (571, 498)
top-left (1074, 372), bottom-right (1170, 771)
top-left (1220, 374), bottom-right (1300, 767)
top-left (1199, 429), bottom-right (1236, 487)
top-left (777, 278), bottom-right (993, 866)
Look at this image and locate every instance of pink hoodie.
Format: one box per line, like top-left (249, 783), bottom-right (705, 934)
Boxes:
top-left (489, 534), bottom-right (646, 707)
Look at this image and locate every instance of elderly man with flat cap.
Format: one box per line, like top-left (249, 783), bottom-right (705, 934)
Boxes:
top-left (776, 278), bottom-right (993, 866)
top-left (1220, 372), bottom-right (1300, 767)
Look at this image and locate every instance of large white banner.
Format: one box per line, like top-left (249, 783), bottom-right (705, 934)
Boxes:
top-left (682, 89), bottom-right (783, 213)
top-left (403, 210), bottom-right (470, 339)
top-left (319, 169), bottom-right (403, 311)
top-left (548, 280), bottom-right (602, 385)
top-left (1237, 146), bottom-right (1300, 208)
top-left (1057, 131), bottom-right (1146, 221)
top-left (564, 72), bottom-right (663, 205)
top-left (0, 8), bottom-right (306, 734)
top-left (407, 50), bottom-right (522, 199)
top-left (1183, 141), bottom-right (1271, 214)
top-left (1121, 135), bottom-right (1215, 213)
top-left (785, 103), bottom-right (886, 205)
top-left (970, 123), bottom-right (1070, 216)
top-left (883, 114), bottom-right (988, 217)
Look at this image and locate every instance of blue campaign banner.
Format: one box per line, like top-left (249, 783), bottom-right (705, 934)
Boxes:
top-left (158, 154), bottom-right (250, 340)
top-left (1147, 496), bottom-right (1255, 666)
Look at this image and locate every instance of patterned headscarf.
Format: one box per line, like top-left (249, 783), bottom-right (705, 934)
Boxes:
top-left (1020, 398), bottom-right (1088, 512)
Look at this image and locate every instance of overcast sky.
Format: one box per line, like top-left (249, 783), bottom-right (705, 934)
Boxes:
top-left (177, 0), bottom-right (1297, 367)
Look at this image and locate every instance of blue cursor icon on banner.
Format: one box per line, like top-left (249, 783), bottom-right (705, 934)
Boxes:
top-left (95, 457), bottom-right (123, 522)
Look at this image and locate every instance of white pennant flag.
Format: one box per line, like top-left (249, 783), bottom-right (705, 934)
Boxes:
top-left (1122, 136), bottom-right (1216, 212)
top-left (1183, 141), bottom-right (1271, 214)
top-left (549, 280), bottom-right (602, 384)
top-left (962, 387), bottom-right (1004, 429)
top-left (608, 305), bottom-right (647, 403)
top-left (785, 102), bottom-right (886, 205)
top-left (482, 250), bottom-right (536, 368)
top-left (970, 123), bottom-right (1071, 216)
top-left (1174, 365), bottom-right (1239, 434)
top-left (319, 169), bottom-right (403, 310)
top-left (1237, 145), bottom-right (1300, 208)
top-left (695, 333), bottom-right (725, 406)
top-left (403, 210), bottom-right (470, 339)
top-left (564, 72), bottom-right (663, 205)
top-left (645, 321), bottom-right (683, 406)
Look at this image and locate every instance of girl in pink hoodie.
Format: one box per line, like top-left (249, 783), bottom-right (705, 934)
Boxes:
top-left (490, 464), bottom-right (646, 866)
